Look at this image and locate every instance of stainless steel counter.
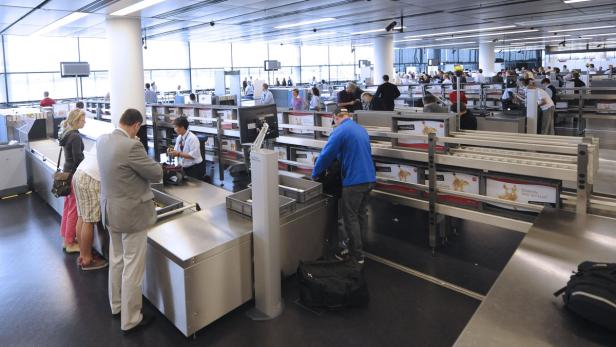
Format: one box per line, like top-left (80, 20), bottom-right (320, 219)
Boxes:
top-left (455, 209), bottom-right (616, 347)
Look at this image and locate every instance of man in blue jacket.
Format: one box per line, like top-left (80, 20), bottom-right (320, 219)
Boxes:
top-left (312, 110), bottom-right (376, 264)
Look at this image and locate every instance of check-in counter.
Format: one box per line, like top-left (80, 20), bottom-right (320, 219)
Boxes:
top-left (476, 113), bottom-right (526, 133)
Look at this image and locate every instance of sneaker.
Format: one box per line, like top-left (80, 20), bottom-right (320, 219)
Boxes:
top-left (81, 258), bottom-right (108, 271)
top-left (334, 248), bottom-right (350, 261)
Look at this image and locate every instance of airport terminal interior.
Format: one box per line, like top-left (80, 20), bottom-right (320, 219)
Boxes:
top-left (2, 0), bottom-right (616, 346)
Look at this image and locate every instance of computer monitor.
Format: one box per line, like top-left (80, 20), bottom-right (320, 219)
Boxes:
top-left (238, 104), bottom-right (279, 144)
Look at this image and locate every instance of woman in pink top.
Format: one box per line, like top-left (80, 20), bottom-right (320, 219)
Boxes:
top-left (291, 88), bottom-right (306, 110)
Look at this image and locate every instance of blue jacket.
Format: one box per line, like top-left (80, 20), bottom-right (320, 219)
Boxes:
top-left (312, 119), bottom-right (376, 187)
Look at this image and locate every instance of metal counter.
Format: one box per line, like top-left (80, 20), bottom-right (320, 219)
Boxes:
top-left (455, 209), bottom-right (616, 347)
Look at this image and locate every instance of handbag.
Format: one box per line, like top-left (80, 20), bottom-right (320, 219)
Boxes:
top-left (51, 147), bottom-right (72, 198)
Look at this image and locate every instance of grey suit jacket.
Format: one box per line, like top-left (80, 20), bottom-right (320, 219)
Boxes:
top-left (97, 129), bottom-right (162, 233)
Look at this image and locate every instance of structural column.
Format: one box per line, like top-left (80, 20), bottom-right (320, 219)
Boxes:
top-left (373, 35), bottom-right (394, 86)
top-left (479, 42), bottom-right (496, 76)
top-left (106, 17), bottom-right (145, 126)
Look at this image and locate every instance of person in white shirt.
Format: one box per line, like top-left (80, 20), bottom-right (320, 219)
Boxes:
top-left (475, 69), bottom-right (485, 83)
top-left (73, 148), bottom-right (108, 271)
top-left (442, 74), bottom-right (453, 84)
top-left (168, 117), bottom-right (205, 180)
top-left (245, 81), bottom-right (254, 98)
top-left (260, 83), bottom-right (275, 105)
top-left (525, 80), bottom-right (555, 135)
top-left (309, 87), bottom-right (322, 111)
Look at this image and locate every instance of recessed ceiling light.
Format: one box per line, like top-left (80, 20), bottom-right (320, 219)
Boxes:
top-left (283, 31), bottom-right (336, 41)
top-left (488, 35), bottom-right (571, 43)
top-left (563, 0), bottom-right (592, 3)
top-left (33, 12), bottom-right (89, 36)
top-left (582, 32), bottom-right (616, 37)
top-left (111, 0), bottom-right (166, 16)
top-left (435, 29), bottom-right (538, 40)
top-left (406, 41), bottom-right (476, 48)
top-left (275, 18), bottom-right (336, 29)
top-left (548, 25), bottom-right (614, 32)
top-left (403, 25), bottom-right (515, 39)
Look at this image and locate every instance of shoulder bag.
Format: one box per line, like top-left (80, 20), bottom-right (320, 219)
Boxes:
top-left (51, 147), bottom-right (72, 198)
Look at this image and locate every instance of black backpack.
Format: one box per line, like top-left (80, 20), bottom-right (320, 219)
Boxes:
top-left (554, 261), bottom-right (616, 331)
top-left (297, 259), bottom-right (369, 309)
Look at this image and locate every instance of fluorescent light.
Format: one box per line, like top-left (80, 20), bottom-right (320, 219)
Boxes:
top-left (282, 31), bottom-right (335, 41)
top-left (393, 38), bottom-right (422, 43)
top-left (111, 0), bottom-right (166, 16)
top-left (351, 26), bottom-right (405, 35)
top-left (275, 18), bottom-right (335, 29)
top-left (33, 12), bottom-right (89, 36)
top-left (403, 25), bottom-right (515, 39)
top-left (517, 13), bottom-right (616, 26)
top-left (582, 32), bottom-right (616, 37)
top-left (563, 0), bottom-right (592, 3)
top-left (548, 25), bottom-right (614, 33)
top-left (435, 29), bottom-right (538, 40)
top-left (401, 41), bottom-right (476, 49)
top-left (485, 35), bottom-right (571, 43)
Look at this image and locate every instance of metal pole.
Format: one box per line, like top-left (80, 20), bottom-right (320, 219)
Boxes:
top-left (428, 132), bottom-right (437, 251)
top-left (247, 148), bottom-right (284, 320)
top-left (1, 35), bottom-right (8, 105)
top-left (576, 142), bottom-right (589, 215)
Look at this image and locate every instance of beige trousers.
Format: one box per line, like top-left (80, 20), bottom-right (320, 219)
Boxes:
top-left (108, 229), bottom-right (147, 331)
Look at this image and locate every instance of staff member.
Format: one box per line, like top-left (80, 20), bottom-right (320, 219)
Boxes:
top-left (168, 117), bottom-right (204, 180)
top-left (312, 110), bottom-right (376, 265)
top-left (260, 83), bottom-right (274, 104)
top-left (374, 75), bottom-right (401, 111)
top-left (337, 82), bottom-right (361, 112)
top-left (97, 109), bottom-right (162, 332)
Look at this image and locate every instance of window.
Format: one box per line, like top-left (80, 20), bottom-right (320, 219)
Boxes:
top-left (144, 69), bottom-right (190, 93)
top-left (78, 38), bottom-right (110, 71)
top-left (301, 45), bottom-right (328, 66)
top-left (4, 35), bottom-right (78, 73)
top-left (232, 43), bottom-right (267, 68)
top-left (301, 66), bottom-right (329, 83)
top-left (269, 43), bottom-right (300, 66)
top-left (7, 73), bottom-right (77, 102)
top-left (81, 71), bottom-right (110, 98)
top-left (143, 40), bottom-right (190, 70)
top-left (329, 45), bottom-right (354, 65)
top-left (0, 75), bottom-right (6, 104)
top-left (190, 42), bottom-right (231, 68)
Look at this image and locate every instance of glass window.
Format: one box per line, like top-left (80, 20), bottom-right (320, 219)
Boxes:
top-left (145, 69), bottom-right (190, 93)
top-left (329, 45), bottom-right (354, 65)
top-left (268, 43), bottom-right (300, 67)
top-left (81, 71), bottom-right (110, 98)
top-left (7, 73), bottom-right (77, 102)
top-left (0, 37), bottom-right (3, 74)
top-left (143, 40), bottom-right (190, 70)
top-left (191, 69), bottom-right (217, 90)
top-left (78, 38), bottom-right (110, 71)
top-left (330, 65), bottom-right (355, 83)
top-left (0, 74), bottom-right (6, 103)
top-left (232, 43), bottom-right (267, 68)
top-left (190, 42), bottom-right (231, 68)
top-left (301, 45), bottom-right (328, 66)
top-left (301, 66), bottom-right (329, 83)
top-left (4, 35), bottom-right (78, 73)
top-left (355, 46), bottom-right (373, 62)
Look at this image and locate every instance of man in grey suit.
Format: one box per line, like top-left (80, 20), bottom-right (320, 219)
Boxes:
top-left (97, 108), bottom-right (162, 332)
top-left (422, 93), bottom-right (448, 113)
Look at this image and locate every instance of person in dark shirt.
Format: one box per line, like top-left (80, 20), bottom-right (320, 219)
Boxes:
top-left (337, 82), bottom-right (362, 112)
top-left (374, 75), bottom-right (401, 111)
top-left (360, 92), bottom-right (384, 111)
top-left (492, 72), bottom-right (504, 83)
top-left (541, 78), bottom-right (557, 102)
top-left (451, 103), bottom-right (477, 130)
top-left (572, 71), bottom-right (586, 88)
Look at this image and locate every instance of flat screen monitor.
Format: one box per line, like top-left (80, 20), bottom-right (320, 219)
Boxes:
top-left (238, 104), bottom-right (279, 144)
top-left (264, 60), bottom-right (281, 71)
top-left (60, 62), bottom-right (90, 77)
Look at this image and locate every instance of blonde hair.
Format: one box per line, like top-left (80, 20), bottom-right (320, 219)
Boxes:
top-left (62, 109), bottom-right (85, 130)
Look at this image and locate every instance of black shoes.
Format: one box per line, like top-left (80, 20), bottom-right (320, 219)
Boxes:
top-left (122, 313), bottom-right (154, 334)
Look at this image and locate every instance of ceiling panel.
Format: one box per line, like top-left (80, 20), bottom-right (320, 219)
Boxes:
top-left (0, 5), bottom-right (31, 25)
top-left (0, 1), bottom-right (41, 6)
top-left (42, 0), bottom-right (101, 11)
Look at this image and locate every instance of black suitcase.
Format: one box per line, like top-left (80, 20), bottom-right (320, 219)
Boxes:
top-left (297, 259), bottom-right (369, 309)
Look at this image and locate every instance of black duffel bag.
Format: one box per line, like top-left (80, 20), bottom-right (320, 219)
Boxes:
top-left (554, 261), bottom-right (616, 331)
top-left (297, 259), bottom-right (369, 309)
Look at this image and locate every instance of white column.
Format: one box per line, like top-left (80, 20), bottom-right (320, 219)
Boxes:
top-left (479, 42), bottom-right (496, 76)
top-left (373, 36), bottom-right (394, 86)
top-left (526, 89), bottom-right (538, 134)
top-left (106, 17), bottom-right (145, 126)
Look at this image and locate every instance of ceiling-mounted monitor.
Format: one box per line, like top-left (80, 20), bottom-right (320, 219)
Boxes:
top-left (264, 60), bottom-right (281, 71)
top-left (60, 62), bottom-right (90, 77)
